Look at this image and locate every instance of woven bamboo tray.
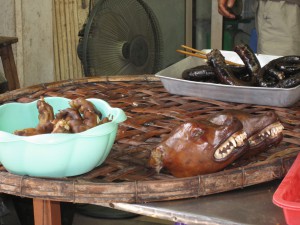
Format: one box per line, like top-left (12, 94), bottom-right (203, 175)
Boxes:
top-left (0, 75), bottom-right (299, 204)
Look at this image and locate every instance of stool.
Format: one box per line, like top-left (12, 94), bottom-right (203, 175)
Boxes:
top-left (0, 36), bottom-right (20, 91)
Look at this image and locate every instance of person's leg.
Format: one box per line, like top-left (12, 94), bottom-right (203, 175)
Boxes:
top-left (256, 1), bottom-right (300, 55)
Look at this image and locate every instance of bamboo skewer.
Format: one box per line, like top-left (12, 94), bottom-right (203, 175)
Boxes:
top-left (176, 49), bottom-right (207, 60)
top-left (181, 45), bottom-right (207, 55)
top-left (177, 45), bottom-right (242, 66)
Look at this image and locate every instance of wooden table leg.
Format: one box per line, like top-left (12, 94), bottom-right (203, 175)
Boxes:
top-left (33, 199), bottom-right (62, 225)
top-left (0, 45), bottom-right (20, 90)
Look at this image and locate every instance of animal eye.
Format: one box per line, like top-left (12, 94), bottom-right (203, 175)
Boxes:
top-left (191, 129), bottom-right (204, 138)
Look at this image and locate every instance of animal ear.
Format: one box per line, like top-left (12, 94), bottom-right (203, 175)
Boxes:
top-left (209, 114), bottom-right (228, 125)
top-left (217, 114), bottom-right (237, 127)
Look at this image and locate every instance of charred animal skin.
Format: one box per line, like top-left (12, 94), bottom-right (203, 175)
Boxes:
top-left (182, 65), bottom-right (217, 82)
top-left (234, 44), bottom-right (261, 85)
top-left (197, 47), bottom-right (300, 88)
top-left (258, 56), bottom-right (300, 88)
top-left (182, 64), bottom-right (251, 83)
top-left (276, 57), bottom-right (300, 75)
top-left (226, 65), bottom-right (252, 82)
top-left (207, 49), bottom-right (254, 86)
top-left (275, 73), bottom-right (300, 88)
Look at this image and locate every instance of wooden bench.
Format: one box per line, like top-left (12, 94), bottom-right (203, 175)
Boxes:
top-left (0, 36), bottom-right (20, 91)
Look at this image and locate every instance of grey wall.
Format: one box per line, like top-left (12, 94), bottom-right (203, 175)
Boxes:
top-left (145, 0), bottom-right (213, 68)
top-left (0, 1), bottom-right (16, 81)
top-left (195, 0), bottom-right (212, 50)
top-left (144, 0), bottom-right (186, 68)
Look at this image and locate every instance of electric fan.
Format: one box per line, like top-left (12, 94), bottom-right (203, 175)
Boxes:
top-left (77, 0), bottom-right (163, 76)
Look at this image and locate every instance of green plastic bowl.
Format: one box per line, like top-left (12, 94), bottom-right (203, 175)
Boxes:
top-left (0, 97), bottom-right (127, 178)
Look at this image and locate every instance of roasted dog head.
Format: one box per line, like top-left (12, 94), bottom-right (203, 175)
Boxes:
top-left (208, 110), bottom-right (284, 158)
top-left (149, 115), bottom-right (249, 177)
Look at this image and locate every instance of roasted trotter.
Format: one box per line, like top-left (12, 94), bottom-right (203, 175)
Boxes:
top-left (52, 119), bottom-right (71, 133)
top-left (14, 97), bottom-right (110, 136)
top-left (53, 98), bottom-right (103, 133)
top-left (14, 127), bottom-right (41, 136)
top-left (69, 97), bottom-right (102, 132)
top-left (208, 110), bottom-right (284, 158)
top-left (14, 97), bottom-right (55, 136)
top-left (53, 108), bottom-right (83, 133)
top-left (149, 115), bottom-right (249, 177)
top-left (36, 97), bottom-right (55, 133)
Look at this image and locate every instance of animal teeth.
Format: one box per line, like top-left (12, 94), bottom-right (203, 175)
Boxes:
top-left (214, 151), bottom-right (222, 159)
top-left (234, 132), bottom-right (247, 146)
top-left (214, 147), bottom-right (234, 160)
top-left (229, 137), bottom-right (237, 147)
top-left (248, 122), bottom-right (284, 145)
top-left (271, 128), bottom-right (276, 136)
top-left (235, 138), bottom-right (242, 146)
top-left (214, 131), bottom-right (248, 160)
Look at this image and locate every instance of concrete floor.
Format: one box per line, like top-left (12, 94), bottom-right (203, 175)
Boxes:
top-left (73, 204), bottom-right (173, 225)
top-left (0, 195), bottom-right (21, 225)
top-left (1, 195), bottom-right (173, 225)
top-left (73, 212), bottom-right (173, 225)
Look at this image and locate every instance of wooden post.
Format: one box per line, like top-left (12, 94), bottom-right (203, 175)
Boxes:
top-left (185, 0), bottom-right (193, 48)
top-left (33, 199), bottom-right (62, 225)
top-left (0, 37), bottom-right (20, 90)
top-left (211, 0), bottom-right (223, 49)
top-left (15, 0), bottom-right (24, 88)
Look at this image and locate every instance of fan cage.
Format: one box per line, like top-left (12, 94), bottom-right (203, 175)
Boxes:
top-left (78, 0), bottom-right (163, 76)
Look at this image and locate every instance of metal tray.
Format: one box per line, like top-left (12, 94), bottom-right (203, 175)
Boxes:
top-left (156, 51), bottom-right (300, 107)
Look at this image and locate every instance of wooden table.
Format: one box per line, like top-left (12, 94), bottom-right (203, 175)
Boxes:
top-left (100, 180), bottom-right (287, 225)
top-left (0, 76), bottom-right (298, 225)
top-left (0, 36), bottom-right (20, 91)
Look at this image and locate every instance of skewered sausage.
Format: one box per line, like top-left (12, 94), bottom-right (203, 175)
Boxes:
top-left (182, 65), bottom-right (217, 82)
top-left (258, 56), bottom-right (300, 87)
top-left (206, 49), bottom-right (254, 86)
top-left (234, 44), bottom-right (261, 85)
